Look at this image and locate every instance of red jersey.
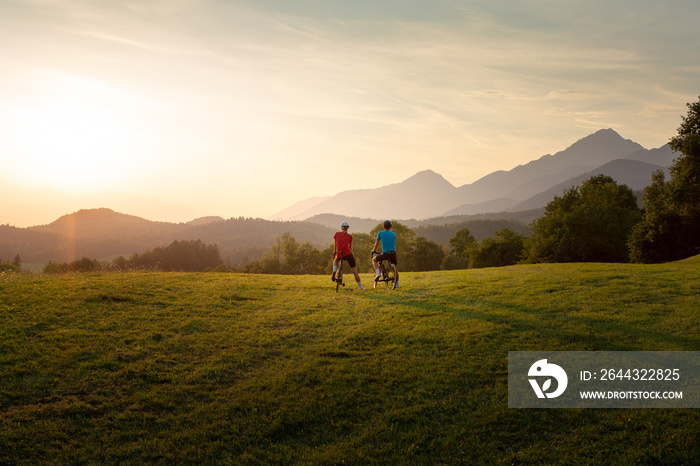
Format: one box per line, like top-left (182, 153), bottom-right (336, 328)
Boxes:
top-left (334, 231), bottom-right (353, 258)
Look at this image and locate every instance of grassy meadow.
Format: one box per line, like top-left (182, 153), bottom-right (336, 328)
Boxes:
top-left (1, 258), bottom-right (699, 464)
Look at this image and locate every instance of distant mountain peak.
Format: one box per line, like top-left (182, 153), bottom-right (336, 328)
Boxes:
top-left (34, 208), bottom-right (165, 240)
top-left (402, 169), bottom-right (455, 188)
top-left (412, 169), bottom-right (441, 177)
top-left (582, 128), bottom-right (626, 143)
top-left (51, 208), bottom-right (136, 224)
top-left (570, 128), bottom-right (643, 151)
top-left (594, 128), bottom-right (618, 135)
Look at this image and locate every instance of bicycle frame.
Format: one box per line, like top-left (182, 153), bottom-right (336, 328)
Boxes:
top-left (371, 252), bottom-right (396, 290)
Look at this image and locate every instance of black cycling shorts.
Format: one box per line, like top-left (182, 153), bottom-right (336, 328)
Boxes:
top-left (338, 253), bottom-right (357, 268)
top-left (375, 251), bottom-right (397, 265)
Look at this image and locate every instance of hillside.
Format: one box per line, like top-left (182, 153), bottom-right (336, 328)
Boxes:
top-left (625, 143), bottom-right (678, 165)
top-left (1, 262), bottom-right (698, 463)
top-left (0, 209), bottom-right (335, 266)
top-left (31, 208), bottom-right (179, 240)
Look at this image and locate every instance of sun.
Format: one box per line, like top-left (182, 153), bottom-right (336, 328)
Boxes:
top-left (8, 75), bottom-right (145, 192)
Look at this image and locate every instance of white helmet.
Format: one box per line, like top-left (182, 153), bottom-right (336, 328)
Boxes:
top-left (340, 221), bottom-right (350, 229)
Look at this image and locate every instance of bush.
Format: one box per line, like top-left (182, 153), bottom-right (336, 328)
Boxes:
top-left (0, 261), bottom-right (20, 273)
top-left (473, 228), bottom-right (525, 268)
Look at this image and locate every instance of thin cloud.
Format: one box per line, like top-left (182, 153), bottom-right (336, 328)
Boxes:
top-left (68, 28), bottom-right (211, 57)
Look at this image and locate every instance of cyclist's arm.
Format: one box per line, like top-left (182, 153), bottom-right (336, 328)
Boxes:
top-left (371, 239), bottom-right (380, 253)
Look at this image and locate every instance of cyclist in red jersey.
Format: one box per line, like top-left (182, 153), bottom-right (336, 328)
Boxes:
top-left (333, 221), bottom-right (365, 290)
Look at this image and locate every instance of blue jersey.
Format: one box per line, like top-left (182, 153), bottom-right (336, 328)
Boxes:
top-left (377, 230), bottom-right (397, 252)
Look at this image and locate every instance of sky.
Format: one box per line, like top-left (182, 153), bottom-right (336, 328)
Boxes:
top-left (1, 0), bottom-right (699, 225)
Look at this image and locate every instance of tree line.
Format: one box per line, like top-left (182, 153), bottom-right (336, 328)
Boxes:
top-left (41, 240), bottom-right (225, 274)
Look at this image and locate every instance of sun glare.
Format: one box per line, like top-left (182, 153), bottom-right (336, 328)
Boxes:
top-left (9, 75), bottom-right (146, 192)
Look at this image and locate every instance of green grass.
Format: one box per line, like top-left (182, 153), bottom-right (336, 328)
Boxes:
top-left (1, 259), bottom-right (698, 464)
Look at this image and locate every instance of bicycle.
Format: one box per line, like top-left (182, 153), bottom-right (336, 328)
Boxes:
top-left (371, 251), bottom-right (397, 290)
top-left (333, 256), bottom-right (346, 292)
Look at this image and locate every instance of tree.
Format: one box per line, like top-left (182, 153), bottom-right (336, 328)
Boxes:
top-left (43, 261), bottom-right (68, 274)
top-left (473, 228), bottom-right (525, 268)
top-left (526, 175), bottom-right (641, 263)
top-left (668, 95), bottom-right (700, 221)
top-left (42, 258), bottom-right (102, 274)
top-left (70, 257), bottom-right (101, 273)
top-left (449, 227), bottom-right (476, 257)
top-left (253, 233), bottom-right (330, 275)
top-left (128, 239), bottom-right (223, 271)
top-left (629, 96), bottom-right (700, 262)
top-left (442, 227), bottom-right (476, 269)
top-left (112, 256), bottom-right (128, 271)
top-left (412, 236), bottom-right (445, 271)
top-left (627, 171), bottom-right (684, 263)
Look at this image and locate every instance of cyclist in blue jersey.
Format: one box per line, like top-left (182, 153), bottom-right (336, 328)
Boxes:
top-left (371, 220), bottom-right (400, 288)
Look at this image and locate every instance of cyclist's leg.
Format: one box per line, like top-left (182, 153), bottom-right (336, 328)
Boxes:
top-left (373, 260), bottom-right (383, 288)
top-left (371, 255), bottom-right (380, 279)
top-left (373, 253), bottom-right (388, 280)
top-left (351, 266), bottom-right (365, 289)
top-left (332, 256), bottom-right (340, 280)
top-left (344, 254), bottom-right (362, 288)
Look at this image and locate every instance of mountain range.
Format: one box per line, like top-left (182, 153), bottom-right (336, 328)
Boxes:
top-left (0, 208), bottom-right (335, 269)
top-left (272, 129), bottom-right (676, 221)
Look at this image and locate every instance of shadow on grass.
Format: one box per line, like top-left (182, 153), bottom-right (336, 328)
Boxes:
top-left (365, 292), bottom-right (699, 351)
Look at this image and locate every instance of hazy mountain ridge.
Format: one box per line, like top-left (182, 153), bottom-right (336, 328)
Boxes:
top-left (449, 129), bottom-right (645, 204)
top-left (0, 209), bottom-right (335, 266)
top-left (281, 170), bottom-right (459, 221)
top-left (269, 196), bottom-right (332, 221)
top-left (274, 129), bottom-right (676, 221)
top-left (31, 208), bottom-right (179, 240)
